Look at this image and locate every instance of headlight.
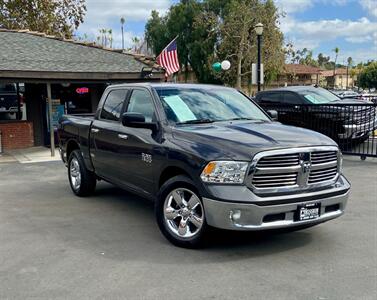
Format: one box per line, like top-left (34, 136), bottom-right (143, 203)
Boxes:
top-left (200, 161), bottom-right (249, 184)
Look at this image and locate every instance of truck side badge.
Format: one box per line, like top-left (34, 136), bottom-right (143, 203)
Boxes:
top-left (141, 153), bottom-right (152, 164)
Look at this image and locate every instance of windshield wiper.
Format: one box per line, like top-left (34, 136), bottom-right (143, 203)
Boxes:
top-left (227, 117), bottom-right (254, 121)
top-left (176, 119), bottom-right (215, 125)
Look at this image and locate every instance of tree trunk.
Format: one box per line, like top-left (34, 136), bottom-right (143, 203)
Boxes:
top-left (236, 52), bottom-right (242, 89)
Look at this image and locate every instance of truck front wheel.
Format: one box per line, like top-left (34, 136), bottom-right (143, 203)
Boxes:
top-left (155, 175), bottom-right (208, 248)
top-left (68, 150), bottom-right (96, 197)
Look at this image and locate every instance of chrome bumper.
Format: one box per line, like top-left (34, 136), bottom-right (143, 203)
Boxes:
top-left (339, 117), bottom-right (377, 139)
top-left (202, 176), bottom-right (350, 231)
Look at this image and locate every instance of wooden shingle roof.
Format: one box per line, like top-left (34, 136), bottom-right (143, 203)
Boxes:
top-left (0, 29), bottom-right (163, 81)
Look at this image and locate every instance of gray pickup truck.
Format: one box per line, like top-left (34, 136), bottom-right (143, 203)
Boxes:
top-left (58, 83), bottom-right (350, 248)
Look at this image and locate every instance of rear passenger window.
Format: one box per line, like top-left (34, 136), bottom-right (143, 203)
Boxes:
top-left (100, 89), bottom-right (127, 121)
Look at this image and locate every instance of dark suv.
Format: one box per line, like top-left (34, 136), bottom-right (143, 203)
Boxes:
top-left (255, 86), bottom-right (377, 143)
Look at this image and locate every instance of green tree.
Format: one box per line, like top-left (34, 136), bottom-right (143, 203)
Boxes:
top-left (0, 0), bottom-right (86, 38)
top-left (120, 17), bottom-right (125, 50)
top-left (212, 0), bottom-right (284, 88)
top-left (333, 47), bottom-right (340, 75)
top-left (347, 57), bottom-right (353, 67)
top-left (132, 36), bottom-right (140, 52)
top-left (145, 1), bottom-right (218, 83)
top-left (145, 0), bottom-right (285, 86)
top-left (358, 61), bottom-right (377, 89)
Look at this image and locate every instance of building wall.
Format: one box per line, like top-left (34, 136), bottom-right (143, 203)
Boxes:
top-left (0, 121), bottom-right (34, 150)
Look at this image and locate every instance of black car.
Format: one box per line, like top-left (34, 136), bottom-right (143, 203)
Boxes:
top-left (255, 86), bottom-right (377, 143)
top-left (58, 83), bottom-right (350, 248)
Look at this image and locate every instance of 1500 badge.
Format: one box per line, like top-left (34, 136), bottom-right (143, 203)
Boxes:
top-left (141, 153), bottom-right (152, 164)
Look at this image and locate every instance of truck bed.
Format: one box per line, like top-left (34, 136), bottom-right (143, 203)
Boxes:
top-left (58, 114), bottom-right (95, 167)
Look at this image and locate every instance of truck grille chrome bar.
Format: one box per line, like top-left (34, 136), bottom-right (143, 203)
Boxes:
top-left (249, 146), bottom-right (340, 195)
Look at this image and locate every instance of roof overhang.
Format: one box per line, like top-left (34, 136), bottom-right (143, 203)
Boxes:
top-left (0, 70), bottom-right (165, 83)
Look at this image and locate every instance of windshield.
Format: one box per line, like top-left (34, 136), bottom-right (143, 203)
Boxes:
top-left (298, 88), bottom-right (340, 104)
top-left (155, 87), bottom-right (269, 124)
top-left (0, 83), bottom-right (16, 93)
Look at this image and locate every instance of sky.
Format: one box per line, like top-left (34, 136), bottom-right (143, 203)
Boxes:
top-left (75, 0), bottom-right (377, 63)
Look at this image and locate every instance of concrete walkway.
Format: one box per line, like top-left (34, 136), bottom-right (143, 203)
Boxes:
top-left (5, 146), bottom-right (60, 164)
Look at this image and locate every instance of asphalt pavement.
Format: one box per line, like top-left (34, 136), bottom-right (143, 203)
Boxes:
top-left (0, 157), bottom-right (376, 299)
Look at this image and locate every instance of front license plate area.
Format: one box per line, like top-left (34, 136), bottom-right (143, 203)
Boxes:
top-left (296, 203), bottom-right (321, 221)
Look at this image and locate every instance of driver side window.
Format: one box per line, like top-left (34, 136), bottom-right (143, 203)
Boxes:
top-left (127, 89), bottom-right (156, 122)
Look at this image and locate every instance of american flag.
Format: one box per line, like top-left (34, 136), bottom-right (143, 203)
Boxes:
top-left (156, 37), bottom-right (180, 76)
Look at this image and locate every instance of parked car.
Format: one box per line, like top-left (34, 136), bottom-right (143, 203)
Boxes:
top-left (0, 83), bottom-right (19, 114)
top-left (255, 86), bottom-right (377, 144)
top-left (58, 83), bottom-right (350, 248)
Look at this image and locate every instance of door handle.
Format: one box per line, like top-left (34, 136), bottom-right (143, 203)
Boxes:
top-left (91, 128), bottom-right (99, 133)
top-left (118, 134), bottom-right (128, 140)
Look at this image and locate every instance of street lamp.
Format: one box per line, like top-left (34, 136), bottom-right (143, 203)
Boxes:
top-left (254, 23), bottom-right (263, 92)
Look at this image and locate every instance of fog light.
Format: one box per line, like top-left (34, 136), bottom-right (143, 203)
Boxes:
top-left (230, 210), bottom-right (241, 222)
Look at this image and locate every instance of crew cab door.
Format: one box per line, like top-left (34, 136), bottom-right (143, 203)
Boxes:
top-left (116, 88), bottom-right (160, 197)
top-left (90, 88), bottom-right (129, 181)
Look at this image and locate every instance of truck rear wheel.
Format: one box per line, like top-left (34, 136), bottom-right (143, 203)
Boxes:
top-left (155, 175), bottom-right (208, 248)
top-left (68, 150), bottom-right (96, 197)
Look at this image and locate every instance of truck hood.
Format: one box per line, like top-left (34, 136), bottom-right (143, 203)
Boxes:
top-left (171, 120), bottom-right (337, 161)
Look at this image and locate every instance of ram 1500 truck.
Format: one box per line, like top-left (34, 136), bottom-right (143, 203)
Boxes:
top-left (58, 83), bottom-right (350, 248)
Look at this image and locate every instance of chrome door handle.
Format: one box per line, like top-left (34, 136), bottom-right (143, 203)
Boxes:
top-left (118, 134), bottom-right (128, 140)
top-left (91, 128), bottom-right (99, 133)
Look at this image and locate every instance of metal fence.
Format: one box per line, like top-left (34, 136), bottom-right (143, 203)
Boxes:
top-left (260, 103), bottom-right (377, 159)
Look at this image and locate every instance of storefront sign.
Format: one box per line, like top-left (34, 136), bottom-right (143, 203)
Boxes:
top-left (76, 87), bottom-right (89, 94)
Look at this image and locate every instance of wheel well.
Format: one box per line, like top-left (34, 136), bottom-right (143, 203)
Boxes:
top-left (66, 140), bottom-right (80, 161)
top-left (158, 166), bottom-right (191, 188)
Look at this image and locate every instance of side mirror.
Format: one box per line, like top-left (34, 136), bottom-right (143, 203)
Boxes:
top-left (267, 110), bottom-right (278, 121)
top-left (121, 112), bottom-right (158, 133)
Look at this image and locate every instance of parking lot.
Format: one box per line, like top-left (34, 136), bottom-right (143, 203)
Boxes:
top-left (0, 158), bottom-right (376, 299)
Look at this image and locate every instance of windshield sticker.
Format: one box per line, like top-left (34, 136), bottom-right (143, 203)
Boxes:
top-left (163, 95), bottom-right (197, 122)
top-left (304, 94), bottom-right (319, 103)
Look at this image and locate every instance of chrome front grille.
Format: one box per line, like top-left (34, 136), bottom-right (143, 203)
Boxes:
top-left (257, 154), bottom-right (299, 168)
top-left (311, 151), bottom-right (338, 165)
top-left (252, 172), bottom-right (298, 188)
top-left (308, 166), bottom-right (337, 184)
top-left (249, 146), bottom-right (340, 194)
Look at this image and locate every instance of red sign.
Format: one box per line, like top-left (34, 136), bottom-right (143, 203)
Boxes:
top-left (76, 87), bottom-right (89, 94)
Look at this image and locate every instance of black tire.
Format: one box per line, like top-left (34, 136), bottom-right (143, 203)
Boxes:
top-left (68, 150), bottom-right (96, 197)
top-left (155, 175), bottom-right (208, 248)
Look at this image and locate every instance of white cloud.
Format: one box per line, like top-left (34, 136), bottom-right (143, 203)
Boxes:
top-left (289, 17), bottom-right (377, 41)
top-left (75, 0), bottom-right (170, 48)
top-left (282, 16), bottom-right (377, 59)
top-left (333, 46), bottom-right (377, 63)
top-left (359, 0), bottom-right (377, 18)
top-left (275, 0), bottom-right (313, 13)
top-left (83, 0), bottom-right (170, 23)
top-left (276, 0), bottom-right (348, 14)
top-left (345, 36), bottom-right (372, 43)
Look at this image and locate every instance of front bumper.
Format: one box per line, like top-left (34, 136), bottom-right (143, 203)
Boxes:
top-left (339, 117), bottom-right (377, 139)
top-left (202, 175), bottom-right (350, 231)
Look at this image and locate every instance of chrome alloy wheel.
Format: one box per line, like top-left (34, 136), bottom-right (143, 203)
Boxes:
top-left (163, 188), bottom-right (204, 238)
top-left (69, 157), bottom-right (81, 191)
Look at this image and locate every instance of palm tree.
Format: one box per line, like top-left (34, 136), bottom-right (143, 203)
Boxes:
top-left (132, 37), bottom-right (140, 52)
top-left (108, 29), bottom-right (113, 48)
top-left (347, 57), bottom-right (353, 67)
top-left (332, 47), bottom-right (340, 88)
top-left (347, 56), bottom-right (353, 88)
top-left (333, 47), bottom-right (340, 76)
top-left (120, 17), bottom-right (125, 51)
